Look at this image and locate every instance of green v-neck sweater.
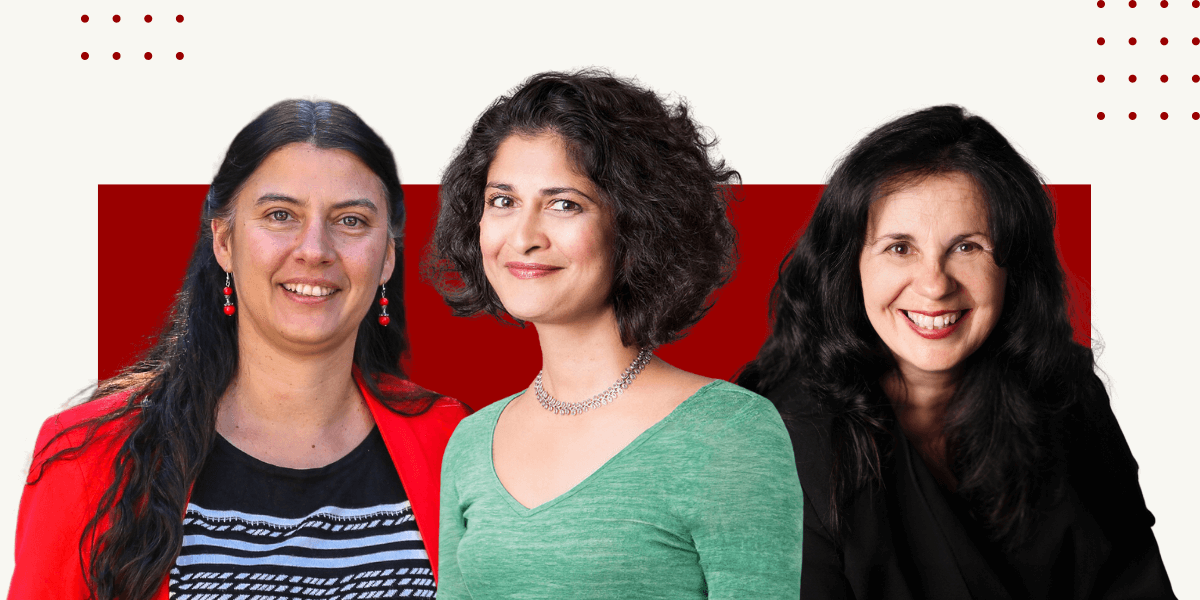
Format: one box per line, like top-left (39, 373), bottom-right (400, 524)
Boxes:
top-left (437, 380), bottom-right (803, 599)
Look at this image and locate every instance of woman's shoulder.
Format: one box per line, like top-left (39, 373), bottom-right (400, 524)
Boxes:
top-left (661, 380), bottom-right (792, 447)
top-left (27, 389), bottom-right (140, 482)
top-left (444, 392), bottom-right (521, 450)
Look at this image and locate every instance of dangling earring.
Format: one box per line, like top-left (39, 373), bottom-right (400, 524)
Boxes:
top-left (377, 283), bottom-right (390, 326)
top-left (223, 272), bottom-right (236, 316)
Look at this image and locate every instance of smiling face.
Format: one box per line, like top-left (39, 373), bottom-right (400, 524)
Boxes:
top-left (478, 132), bottom-right (615, 326)
top-left (859, 172), bottom-right (1006, 381)
top-left (212, 143), bottom-right (395, 354)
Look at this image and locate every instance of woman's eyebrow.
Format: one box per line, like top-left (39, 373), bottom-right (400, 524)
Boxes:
top-left (540, 186), bottom-right (594, 201)
top-left (331, 199), bottom-right (378, 212)
top-left (869, 232), bottom-right (915, 244)
top-left (254, 193), bottom-right (302, 206)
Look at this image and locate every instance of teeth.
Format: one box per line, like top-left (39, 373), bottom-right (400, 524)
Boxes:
top-left (905, 311), bottom-right (962, 330)
top-left (283, 283), bottom-right (334, 297)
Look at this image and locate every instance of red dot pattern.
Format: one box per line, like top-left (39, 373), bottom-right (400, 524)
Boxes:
top-left (1193, 112), bottom-right (1200, 120)
top-left (1194, 0), bottom-right (1199, 6)
top-left (1098, 74), bottom-right (1106, 82)
top-left (81, 52), bottom-right (89, 60)
top-left (1161, 37), bottom-right (1169, 45)
top-left (1161, 74), bottom-right (1169, 82)
top-left (1097, 112), bottom-right (1106, 120)
top-left (144, 52), bottom-right (152, 60)
top-left (1162, 0), bottom-right (1169, 5)
top-left (1098, 37), bottom-right (1107, 45)
top-left (113, 52), bottom-right (121, 60)
top-left (176, 15), bottom-right (184, 23)
top-left (1129, 37), bottom-right (1138, 44)
top-left (112, 14), bottom-right (120, 23)
top-left (1193, 75), bottom-right (1200, 82)
top-left (1161, 112), bottom-right (1169, 119)
top-left (1129, 111), bottom-right (1138, 119)
top-left (1129, 74), bottom-right (1138, 82)
top-left (1129, 0), bottom-right (1137, 6)
top-left (144, 15), bottom-right (152, 23)
top-left (1194, 37), bottom-right (1200, 45)
top-left (1099, 0), bottom-right (1106, 5)
top-left (176, 52), bottom-right (184, 60)
top-left (81, 14), bottom-right (89, 23)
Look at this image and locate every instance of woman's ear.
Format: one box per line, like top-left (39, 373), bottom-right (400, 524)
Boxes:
top-left (212, 217), bottom-right (234, 272)
top-left (380, 235), bottom-right (397, 286)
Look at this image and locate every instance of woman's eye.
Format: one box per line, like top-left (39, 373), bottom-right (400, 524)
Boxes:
top-left (486, 195), bottom-right (515, 209)
top-left (270, 210), bottom-right (291, 222)
top-left (886, 243), bottom-right (910, 255)
top-left (955, 242), bottom-right (978, 253)
top-left (549, 199), bottom-right (581, 212)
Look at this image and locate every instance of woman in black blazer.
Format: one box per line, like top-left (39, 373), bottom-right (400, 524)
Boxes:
top-left (739, 105), bottom-right (1174, 599)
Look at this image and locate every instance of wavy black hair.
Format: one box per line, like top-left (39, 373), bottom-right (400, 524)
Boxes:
top-left (426, 69), bottom-right (739, 348)
top-left (30, 99), bottom-right (436, 600)
top-left (738, 105), bottom-right (1096, 548)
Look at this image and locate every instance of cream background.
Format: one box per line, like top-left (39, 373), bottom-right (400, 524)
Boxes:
top-left (1, 1), bottom-right (1195, 595)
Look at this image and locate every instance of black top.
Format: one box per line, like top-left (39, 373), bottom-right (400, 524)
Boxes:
top-left (769, 373), bottom-right (1175, 600)
top-left (169, 428), bottom-right (437, 599)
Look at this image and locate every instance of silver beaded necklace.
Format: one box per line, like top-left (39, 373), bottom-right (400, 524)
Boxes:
top-left (534, 347), bottom-right (654, 416)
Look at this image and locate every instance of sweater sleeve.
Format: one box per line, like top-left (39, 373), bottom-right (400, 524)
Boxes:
top-left (686, 396), bottom-right (804, 598)
top-left (436, 427), bottom-right (471, 600)
top-left (8, 415), bottom-right (99, 600)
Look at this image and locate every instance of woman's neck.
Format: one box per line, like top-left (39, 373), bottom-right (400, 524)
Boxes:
top-left (884, 365), bottom-right (961, 489)
top-left (215, 323), bottom-right (372, 467)
top-left (533, 309), bottom-right (640, 403)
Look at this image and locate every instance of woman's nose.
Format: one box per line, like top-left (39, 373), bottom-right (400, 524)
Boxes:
top-left (294, 220), bottom-right (336, 264)
top-left (511, 209), bottom-right (549, 254)
top-left (913, 256), bottom-right (957, 299)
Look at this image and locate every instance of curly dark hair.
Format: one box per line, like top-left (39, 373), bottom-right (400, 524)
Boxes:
top-left (426, 69), bottom-right (740, 348)
top-left (31, 99), bottom-right (437, 600)
top-left (738, 105), bottom-right (1095, 549)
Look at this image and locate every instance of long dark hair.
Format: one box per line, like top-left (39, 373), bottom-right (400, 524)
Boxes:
top-left (738, 105), bottom-right (1095, 548)
top-left (30, 99), bottom-right (434, 600)
top-left (426, 69), bottom-right (739, 348)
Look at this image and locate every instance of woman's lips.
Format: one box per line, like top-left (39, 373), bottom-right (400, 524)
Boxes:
top-left (280, 281), bottom-right (340, 304)
top-left (901, 308), bottom-right (970, 340)
top-left (505, 262), bottom-right (563, 279)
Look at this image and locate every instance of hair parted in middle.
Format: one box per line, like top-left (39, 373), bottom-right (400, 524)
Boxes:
top-left (427, 69), bottom-right (740, 348)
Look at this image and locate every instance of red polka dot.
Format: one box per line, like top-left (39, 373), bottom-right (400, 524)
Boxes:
top-left (1194, 37), bottom-right (1200, 45)
top-left (144, 14), bottom-right (152, 23)
top-left (113, 52), bottom-right (121, 60)
top-left (1098, 74), bottom-right (1106, 82)
top-left (1129, 74), bottom-right (1137, 82)
top-left (1161, 37), bottom-right (1169, 45)
top-left (81, 52), bottom-right (89, 60)
top-left (176, 52), bottom-right (184, 60)
top-left (1194, 0), bottom-right (1198, 6)
top-left (81, 14), bottom-right (89, 23)
top-left (1193, 75), bottom-right (1200, 82)
top-left (112, 14), bottom-right (120, 23)
top-left (1098, 37), bottom-right (1106, 45)
top-left (176, 14), bottom-right (184, 23)
top-left (1097, 112), bottom-right (1106, 120)
top-left (1161, 74), bottom-right (1169, 82)
top-left (1129, 37), bottom-right (1137, 45)
top-left (144, 52), bottom-right (152, 60)
top-left (1098, 0), bottom-right (1105, 5)
top-left (1193, 112), bottom-right (1200, 119)
top-left (1162, 0), bottom-right (1169, 5)
top-left (1161, 112), bottom-right (1169, 119)
top-left (1129, 0), bottom-right (1136, 5)
top-left (1129, 111), bottom-right (1137, 119)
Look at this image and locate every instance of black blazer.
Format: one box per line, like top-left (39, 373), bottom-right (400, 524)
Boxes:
top-left (767, 374), bottom-right (1175, 599)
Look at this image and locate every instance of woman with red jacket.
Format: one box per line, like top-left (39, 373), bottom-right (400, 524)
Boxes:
top-left (9, 100), bottom-right (467, 600)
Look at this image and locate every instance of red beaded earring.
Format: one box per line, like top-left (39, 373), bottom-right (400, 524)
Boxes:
top-left (378, 283), bottom-right (390, 326)
top-left (223, 272), bottom-right (236, 316)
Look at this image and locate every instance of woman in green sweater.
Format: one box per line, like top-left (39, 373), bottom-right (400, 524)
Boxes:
top-left (425, 70), bottom-right (803, 598)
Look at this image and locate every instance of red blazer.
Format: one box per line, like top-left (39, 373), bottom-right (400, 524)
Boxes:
top-left (8, 374), bottom-right (468, 600)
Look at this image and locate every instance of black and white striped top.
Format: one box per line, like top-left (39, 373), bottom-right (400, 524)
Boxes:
top-left (170, 428), bottom-right (436, 599)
